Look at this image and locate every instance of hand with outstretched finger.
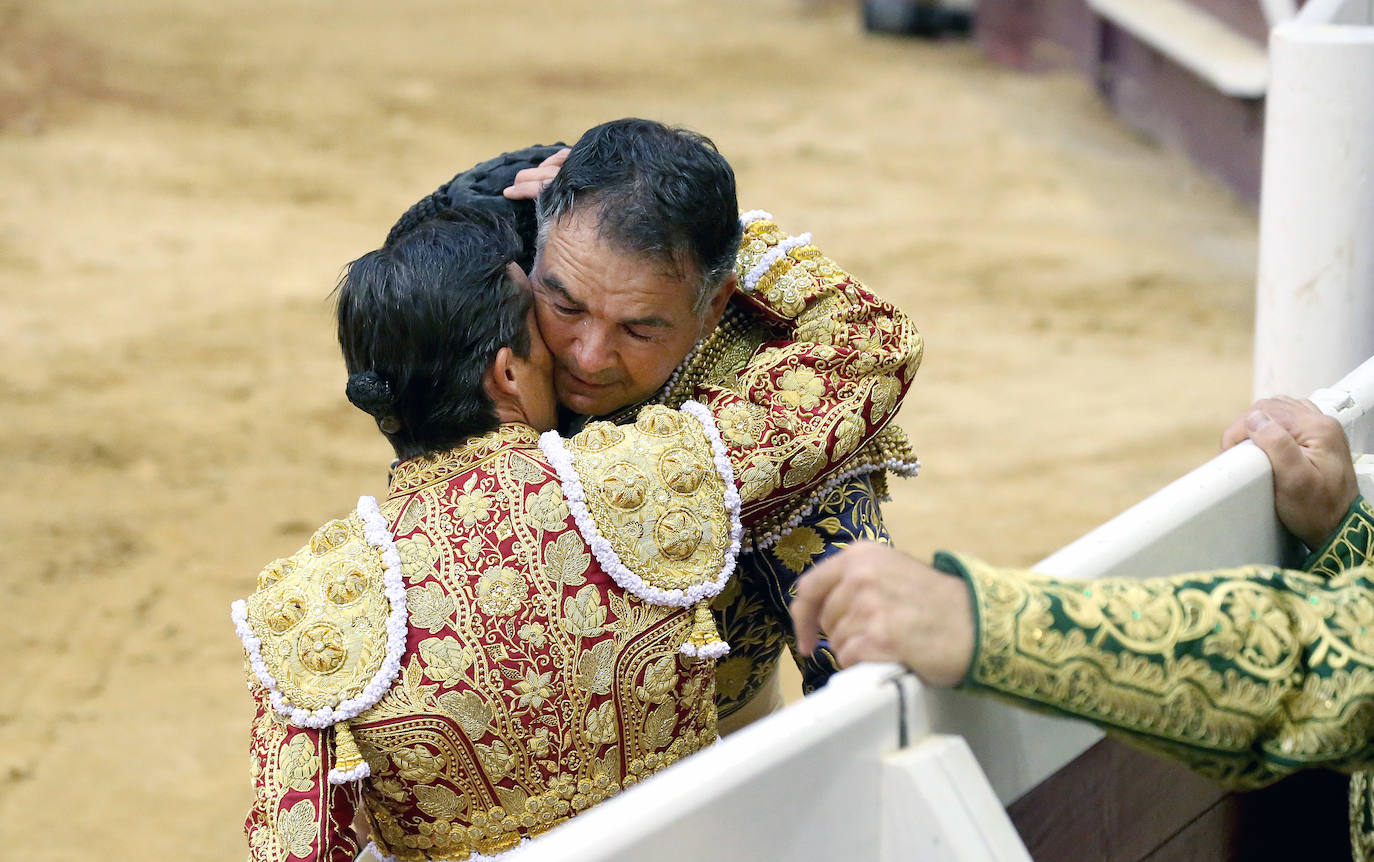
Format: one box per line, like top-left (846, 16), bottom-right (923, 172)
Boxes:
top-left (503, 147), bottom-right (571, 201)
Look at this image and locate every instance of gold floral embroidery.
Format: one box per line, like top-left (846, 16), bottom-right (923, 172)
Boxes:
top-left (279, 734), bottom-right (322, 793)
top-left (771, 526), bottom-right (826, 574)
top-left (395, 534), bottom-right (438, 580)
top-left (452, 474), bottom-right (495, 527)
top-left (1309, 499), bottom-right (1374, 579)
top-left (333, 430), bottom-right (716, 859)
top-left (417, 637), bottom-right (474, 685)
top-left (275, 798), bottom-right (318, 859)
top-left (562, 584), bottom-right (609, 640)
top-left (517, 621), bottom-right (548, 648)
top-left (958, 553), bottom-right (1374, 788)
top-left (526, 482), bottom-right (571, 533)
top-left (777, 366), bottom-right (825, 410)
top-left (542, 531), bottom-right (590, 587)
top-left (393, 745), bottom-right (446, 784)
top-left (406, 582), bottom-right (455, 634)
top-left (514, 670), bottom-right (554, 711)
top-left (566, 405), bottom-right (734, 595)
top-left (475, 566), bottom-right (526, 617)
top-left (437, 690), bottom-right (494, 740)
top-left (243, 511), bottom-right (393, 716)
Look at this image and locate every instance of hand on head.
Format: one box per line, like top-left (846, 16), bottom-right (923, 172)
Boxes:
top-left (791, 541), bottom-right (974, 686)
top-left (1221, 396), bottom-right (1358, 549)
top-left (503, 148), bottom-right (571, 201)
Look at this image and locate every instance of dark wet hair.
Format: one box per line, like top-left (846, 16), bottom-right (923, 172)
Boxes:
top-left (536, 118), bottom-right (742, 313)
top-left (336, 205), bottom-right (531, 459)
top-left (386, 145), bottom-right (563, 272)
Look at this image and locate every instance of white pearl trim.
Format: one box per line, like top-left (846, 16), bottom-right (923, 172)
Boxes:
top-left (655, 336), bottom-right (707, 405)
top-left (231, 495), bottom-right (409, 731)
top-left (739, 209), bottom-right (774, 226)
top-left (741, 232), bottom-right (813, 296)
top-left (744, 459), bottom-right (922, 553)
top-left (538, 402), bottom-right (743, 609)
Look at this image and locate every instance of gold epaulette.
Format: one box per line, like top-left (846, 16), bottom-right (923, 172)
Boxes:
top-left (538, 404), bottom-right (742, 659)
top-left (232, 496), bottom-right (407, 783)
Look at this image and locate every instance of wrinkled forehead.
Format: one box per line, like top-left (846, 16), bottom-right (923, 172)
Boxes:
top-left (545, 201), bottom-right (697, 275)
top-left (537, 209), bottom-right (697, 305)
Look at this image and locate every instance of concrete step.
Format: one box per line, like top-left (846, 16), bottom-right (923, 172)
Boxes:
top-left (1088, 0), bottom-right (1270, 96)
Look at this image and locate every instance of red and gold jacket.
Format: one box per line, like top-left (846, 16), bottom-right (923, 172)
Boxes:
top-left (239, 409), bottom-right (737, 861)
top-left (648, 212), bottom-right (924, 717)
top-left (648, 211), bottom-right (922, 545)
top-left (236, 215), bottom-right (922, 861)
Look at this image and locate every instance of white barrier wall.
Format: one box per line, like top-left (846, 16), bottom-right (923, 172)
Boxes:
top-left (1253, 0), bottom-right (1374, 398)
top-left (513, 663), bottom-right (1030, 862)
top-left (514, 354), bottom-right (1374, 860)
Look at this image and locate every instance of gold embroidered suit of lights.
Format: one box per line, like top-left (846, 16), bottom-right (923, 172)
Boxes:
top-left (653, 215), bottom-right (922, 547)
top-left (243, 423), bottom-right (720, 862)
top-left (245, 684), bottom-right (361, 861)
top-left (952, 501), bottom-right (1374, 861)
top-left (247, 516), bottom-right (390, 713)
top-left (951, 544), bottom-right (1374, 790)
top-left (1308, 499), bottom-right (1374, 862)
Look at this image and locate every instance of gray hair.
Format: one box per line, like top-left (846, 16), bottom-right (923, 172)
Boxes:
top-left (535, 118), bottom-right (742, 317)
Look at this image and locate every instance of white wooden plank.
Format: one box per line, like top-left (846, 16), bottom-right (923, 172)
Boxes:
top-left (880, 735), bottom-right (1032, 862)
top-left (514, 663), bottom-right (909, 862)
top-left (1087, 0), bottom-right (1270, 97)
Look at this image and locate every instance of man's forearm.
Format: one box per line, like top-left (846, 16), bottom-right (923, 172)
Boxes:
top-left (949, 550), bottom-right (1374, 789)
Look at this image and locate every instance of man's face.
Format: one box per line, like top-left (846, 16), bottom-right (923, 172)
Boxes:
top-left (530, 208), bottom-right (709, 417)
top-left (504, 264), bottom-right (559, 432)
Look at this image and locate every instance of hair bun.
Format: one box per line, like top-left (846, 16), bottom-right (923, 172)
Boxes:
top-left (345, 372), bottom-right (395, 417)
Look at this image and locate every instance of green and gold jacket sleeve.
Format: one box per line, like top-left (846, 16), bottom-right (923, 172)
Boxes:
top-left (1299, 498), bottom-right (1374, 860)
top-left (940, 550), bottom-right (1374, 789)
top-left (1305, 497), bottom-right (1374, 579)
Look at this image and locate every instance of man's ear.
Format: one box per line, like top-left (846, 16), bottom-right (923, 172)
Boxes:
top-left (701, 272), bottom-right (736, 333)
top-left (484, 346), bottom-right (518, 406)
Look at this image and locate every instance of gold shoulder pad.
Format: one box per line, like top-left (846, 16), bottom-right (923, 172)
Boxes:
top-left (539, 403), bottom-right (742, 658)
top-left (232, 495), bottom-right (407, 731)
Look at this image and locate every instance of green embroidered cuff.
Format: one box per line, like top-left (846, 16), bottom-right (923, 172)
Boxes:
top-left (1304, 496), bottom-right (1374, 579)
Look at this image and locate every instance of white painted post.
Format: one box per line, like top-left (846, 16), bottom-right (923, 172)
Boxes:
top-left (1253, 0), bottom-right (1374, 399)
top-left (1259, 0), bottom-right (1298, 27)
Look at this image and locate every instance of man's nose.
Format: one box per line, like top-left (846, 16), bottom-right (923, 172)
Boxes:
top-left (571, 324), bottom-right (616, 378)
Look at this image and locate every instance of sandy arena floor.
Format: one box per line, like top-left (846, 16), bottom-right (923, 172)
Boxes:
top-left (0, 1), bottom-right (1259, 857)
